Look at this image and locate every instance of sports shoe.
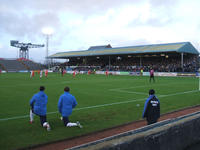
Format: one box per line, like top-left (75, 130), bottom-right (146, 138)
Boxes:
top-left (46, 123), bottom-right (51, 131)
top-left (76, 121), bottom-right (83, 128)
top-left (29, 121), bottom-right (33, 124)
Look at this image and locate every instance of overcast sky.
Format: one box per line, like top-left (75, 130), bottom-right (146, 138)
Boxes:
top-left (0, 0), bottom-right (200, 63)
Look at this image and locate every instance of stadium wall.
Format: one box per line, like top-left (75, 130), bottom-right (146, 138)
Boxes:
top-left (69, 111), bottom-right (200, 150)
top-left (66, 71), bottom-right (197, 77)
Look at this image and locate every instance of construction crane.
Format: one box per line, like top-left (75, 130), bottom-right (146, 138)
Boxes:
top-left (10, 40), bottom-right (45, 59)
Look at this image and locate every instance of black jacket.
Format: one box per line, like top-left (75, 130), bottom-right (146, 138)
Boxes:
top-left (143, 95), bottom-right (160, 121)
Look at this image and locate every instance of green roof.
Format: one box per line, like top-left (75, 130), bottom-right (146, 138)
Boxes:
top-left (49, 42), bottom-right (199, 58)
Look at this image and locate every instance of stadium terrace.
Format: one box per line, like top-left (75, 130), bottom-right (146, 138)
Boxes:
top-left (0, 58), bottom-right (45, 72)
top-left (49, 42), bottom-right (199, 73)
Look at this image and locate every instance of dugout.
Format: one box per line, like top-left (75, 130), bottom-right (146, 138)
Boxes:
top-left (49, 42), bottom-right (199, 72)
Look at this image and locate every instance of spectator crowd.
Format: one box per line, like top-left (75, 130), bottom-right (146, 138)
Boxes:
top-left (57, 55), bottom-right (199, 73)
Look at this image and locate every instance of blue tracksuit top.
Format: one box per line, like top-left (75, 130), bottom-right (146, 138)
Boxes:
top-left (30, 91), bottom-right (48, 116)
top-left (58, 92), bottom-right (77, 117)
top-left (142, 94), bottom-right (160, 118)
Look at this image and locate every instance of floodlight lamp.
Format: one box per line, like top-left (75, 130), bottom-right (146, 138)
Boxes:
top-left (42, 27), bottom-right (54, 35)
top-left (117, 56), bottom-right (121, 60)
top-left (161, 54), bottom-right (165, 56)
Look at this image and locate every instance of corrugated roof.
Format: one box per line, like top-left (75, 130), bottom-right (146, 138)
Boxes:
top-left (88, 44), bottom-right (112, 50)
top-left (49, 42), bottom-right (199, 58)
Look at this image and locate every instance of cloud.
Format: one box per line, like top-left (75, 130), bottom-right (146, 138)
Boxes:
top-left (0, 11), bottom-right (60, 40)
top-left (1, 0), bottom-right (141, 15)
top-left (0, 0), bottom-right (200, 62)
top-left (149, 0), bottom-right (177, 7)
top-left (0, 0), bottom-right (179, 40)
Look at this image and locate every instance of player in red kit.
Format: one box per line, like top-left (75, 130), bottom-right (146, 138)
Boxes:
top-left (105, 70), bottom-right (109, 76)
top-left (88, 70), bottom-right (91, 75)
top-left (63, 69), bottom-right (66, 76)
top-left (45, 70), bottom-right (48, 77)
top-left (73, 70), bottom-right (76, 77)
top-left (30, 70), bottom-right (35, 78)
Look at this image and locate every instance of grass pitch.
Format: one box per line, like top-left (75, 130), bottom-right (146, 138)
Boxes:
top-left (0, 73), bottom-right (199, 150)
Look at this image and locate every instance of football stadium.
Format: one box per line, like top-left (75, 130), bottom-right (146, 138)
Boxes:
top-left (0, 42), bottom-right (200, 150)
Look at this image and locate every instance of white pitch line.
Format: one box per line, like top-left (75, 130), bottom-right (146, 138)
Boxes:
top-left (109, 85), bottom-right (155, 91)
top-left (159, 90), bottom-right (199, 97)
top-left (0, 115), bottom-right (30, 121)
top-left (108, 83), bottom-right (169, 91)
top-left (109, 88), bottom-right (165, 97)
top-left (110, 89), bottom-right (147, 95)
top-left (0, 90), bottom-right (199, 122)
top-left (0, 98), bottom-right (143, 121)
top-left (108, 82), bottom-right (189, 91)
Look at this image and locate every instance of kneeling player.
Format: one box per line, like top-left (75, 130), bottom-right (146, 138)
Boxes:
top-left (29, 86), bottom-right (51, 131)
top-left (58, 86), bottom-right (82, 128)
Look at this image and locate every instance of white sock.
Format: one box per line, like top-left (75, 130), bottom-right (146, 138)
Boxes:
top-left (30, 109), bottom-right (34, 122)
top-left (43, 122), bottom-right (48, 127)
top-left (66, 122), bottom-right (78, 127)
top-left (43, 122), bottom-right (51, 131)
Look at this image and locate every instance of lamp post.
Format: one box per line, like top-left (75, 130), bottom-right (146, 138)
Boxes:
top-left (42, 27), bottom-right (54, 69)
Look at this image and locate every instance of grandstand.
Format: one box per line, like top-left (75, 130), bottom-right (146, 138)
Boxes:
top-left (49, 42), bottom-right (199, 72)
top-left (17, 58), bottom-right (45, 71)
top-left (0, 58), bottom-right (45, 72)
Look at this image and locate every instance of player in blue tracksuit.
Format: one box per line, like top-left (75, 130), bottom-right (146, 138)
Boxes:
top-left (29, 86), bottom-right (50, 131)
top-left (58, 86), bottom-right (82, 128)
top-left (142, 89), bottom-right (160, 125)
